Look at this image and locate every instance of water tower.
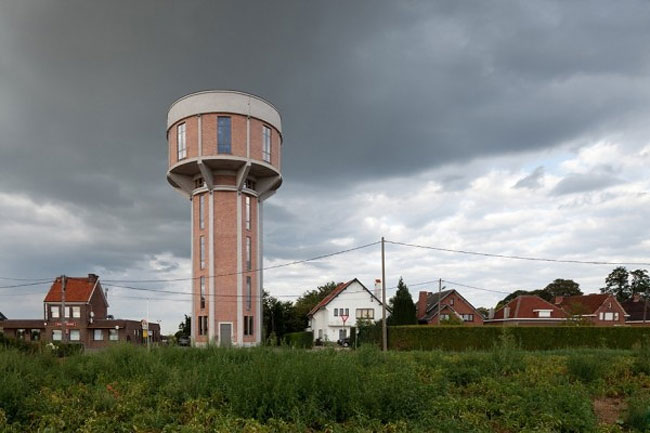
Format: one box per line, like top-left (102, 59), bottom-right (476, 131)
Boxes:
top-left (166, 91), bottom-right (283, 346)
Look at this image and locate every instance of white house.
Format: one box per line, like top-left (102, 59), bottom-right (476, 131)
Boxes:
top-left (306, 278), bottom-right (388, 343)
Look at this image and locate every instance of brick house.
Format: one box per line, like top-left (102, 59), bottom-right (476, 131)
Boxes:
top-left (416, 289), bottom-right (484, 325)
top-left (554, 294), bottom-right (627, 326)
top-left (0, 274), bottom-right (160, 349)
top-left (484, 295), bottom-right (568, 326)
top-left (621, 293), bottom-right (650, 325)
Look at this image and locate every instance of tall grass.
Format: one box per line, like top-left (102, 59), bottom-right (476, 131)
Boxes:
top-left (0, 342), bottom-right (640, 432)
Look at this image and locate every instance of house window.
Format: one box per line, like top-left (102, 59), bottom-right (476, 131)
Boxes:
top-left (16, 329), bottom-right (25, 340)
top-left (245, 196), bottom-right (251, 230)
top-left (344, 308), bottom-right (349, 316)
top-left (449, 298), bottom-right (454, 305)
top-left (109, 329), bottom-right (119, 341)
top-left (69, 306), bottom-right (81, 318)
top-left (177, 123), bottom-right (186, 160)
top-left (217, 116), bottom-right (231, 154)
top-left (93, 329), bottom-right (103, 341)
top-left (200, 276), bottom-right (206, 309)
top-left (30, 329), bottom-right (40, 341)
top-left (537, 310), bottom-right (551, 318)
top-left (603, 312), bottom-right (614, 321)
top-left (198, 316), bottom-right (208, 336)
top-left (356, 308), bottom-right (374, 319)
top-left (440, 314), bottom-right (450, 321)
top-left (246, 276), bottom-right (252, 311)
top-left (50, 305), bottom-right (60, 319)
top-left (200, 236), bottom-right (205, 270)
top-left (246, 237), bottom-right (252, 271)
top-left (334, 308), bottom-right (338, 317)
top-left (52, 330), bottom-right (62, 341)
top-left (199, 195), bottom-right (205, 230)
top-left (69, 330), bottom-right (80, 341)
top-left (262, 126), bottom-right (271, 162)
top-left (461, 314), bottom-right (474, 321)
top-left (614, 312), bottom-right (619, 321)
top-left (244, 315), bottom-right (254, 336)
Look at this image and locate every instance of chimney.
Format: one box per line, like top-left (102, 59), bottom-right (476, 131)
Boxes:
top-left (88, 273), bottom-right (98, 282)
top-left (417, 291), bottom-right (428, 319)
top-left (488, 308), bottom-right (495, 320)
top-left (504, 306), bottom-right (510, 319)
top-left (633, 292), bottom-right (642, 303)
top-left (554, 296), bottom-right (563, 305)
top-left (374, 279), bottom-right (381, 300)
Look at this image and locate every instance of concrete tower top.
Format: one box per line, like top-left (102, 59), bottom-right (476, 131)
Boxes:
top-left (167, 90), bottom-right (282, 134)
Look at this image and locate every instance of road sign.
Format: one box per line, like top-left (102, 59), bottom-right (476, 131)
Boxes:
top-left (340, 314), bottom-right (349, 325)
top-left (141, 319), bottom-right (148, 330)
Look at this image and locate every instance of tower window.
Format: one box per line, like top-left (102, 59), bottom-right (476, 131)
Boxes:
top-left (199, 195), bottom-right (205, 230)
top-left (246, 236), bottom-right (252, 271)
top-left (244, 315), bottom-right (254, 336)
top-left (200, 236), bottom-right (205, 270)
top-left (194, 177), bottom-right (204, 189)
top-left (177, 123), bottom-right (186, 160)
top-left (244, 179), bottom-right (256, 190)
top-left (245, 196), bottom-right (251, 230)
top-left (200, 276), bottom-right (206, 309)
top-left (198, 316), bottom-right (208, 336)
top-left (262, 126), bottom-right (271, 162)
top-left (217, 116), bottom-right (231, 154)
top-left (246, 276), bottom-right (252, 311)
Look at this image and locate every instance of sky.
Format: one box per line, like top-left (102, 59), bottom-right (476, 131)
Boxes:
top-left (1, 1), bottom-right (650, 333)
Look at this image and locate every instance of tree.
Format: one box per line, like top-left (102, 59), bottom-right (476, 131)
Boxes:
top-left (387, 277), bottom-right (417, 325)
top-left (174, 314), bottom-right (191, 340)
top-left (630, 269), bottom-right (650, 297)
top-left (541, 279), bottom-right (582, 301)
top-left (496, 289), bottom-right (537, 310)
top-left (293, 281), bottom-right (338, 329)
top-left (476, 307), bottom-right (490, 319)
top-left (262, 291), bottom-right (301, 343)
top-left (601, 266), bottom-right (632, 302)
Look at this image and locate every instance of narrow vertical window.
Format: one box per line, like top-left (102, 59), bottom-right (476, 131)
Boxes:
top-left (200, 236), bottom-right (205, 270)
top-left (246, 236), bottom-right (252, 271)
top-left (217, 116), bottom-right (231, 154)
top-left (262, 125), bottom-right (271, 162)
top-left (177, 123), bottom-right (186, 160)
top-left (199, 195), bottom-right (205, 230)
top-left (245, 196), bottom-right (251, 230)
top-left (246, 276), bottom-right (252, 311)
top-left (200, 276), bottom-right (206, 309)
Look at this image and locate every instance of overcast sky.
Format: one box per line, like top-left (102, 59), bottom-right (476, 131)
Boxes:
top-left (1, 1), bottom-right (650, 333)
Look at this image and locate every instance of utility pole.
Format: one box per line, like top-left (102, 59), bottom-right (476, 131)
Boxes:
top-left (381, 237), bottom-right (387, 352)
top-left (61, 275), bottom-right (67, 343)
top-left (644, 288), bottom-right (648, 324)
top-left (437, 278), bottom-right (442, 325)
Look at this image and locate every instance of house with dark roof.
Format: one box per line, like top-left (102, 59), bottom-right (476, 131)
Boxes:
top-left (306, 278), bottom-right (389, 343)
top-left (0, 274), bottom-right (160, 349)
top-left (554, 294), bottom-right (627, 326)
top-left (416, 289), bottom-right (484, 325)
top-left (621, 293), bottom-right (650, 325)
top-left (484, 295), bottom-right (568, 326)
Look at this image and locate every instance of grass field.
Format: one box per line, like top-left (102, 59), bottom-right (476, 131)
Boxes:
top-left (1, 338), bottom-right (650, 432)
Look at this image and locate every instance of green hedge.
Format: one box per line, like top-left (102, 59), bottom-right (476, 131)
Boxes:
top-left (284, 331), bottom-right (313, 349)
top-left (386, 326), bottom-right (650, 351)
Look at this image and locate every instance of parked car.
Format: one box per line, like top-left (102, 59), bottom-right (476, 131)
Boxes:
top-left (337, 337), bottom-right (350, 347)
top-left (177, 336), bottom-right (190, 347)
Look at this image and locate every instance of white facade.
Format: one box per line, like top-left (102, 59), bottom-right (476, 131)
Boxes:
top-left (307, 280), bottom-right (384, 342)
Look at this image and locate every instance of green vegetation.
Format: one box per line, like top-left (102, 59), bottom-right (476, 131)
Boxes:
top-left (387, 277), bottom-right (417, 325)
top-left (382, 326), bottom-right (650, 351)
top-left (284, 331), bottom-right (313, 348)
top-left (2, 339), bottom-right (650, 432)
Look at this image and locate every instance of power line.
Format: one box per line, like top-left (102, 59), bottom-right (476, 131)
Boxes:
top-left (0, 280), bottom-right (52, 290)
top-left (441, 279), bottom-right (511, 295)
top-left (386, 240), bottom-right (650, 267)
top-left (102, 241), bottom-right (381, 283)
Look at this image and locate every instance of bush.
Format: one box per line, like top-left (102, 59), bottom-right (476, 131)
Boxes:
top-left (387, 326), bottom-right (650, 351)
top-left (284, 331), bottom-right (313, 349)
top-left (566, 355), bottom-right (608, 383)
top-left (625, 394), bottom-right (650, 432)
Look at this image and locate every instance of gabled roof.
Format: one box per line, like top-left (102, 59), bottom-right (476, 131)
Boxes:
top-left (0, 311), bottom-right (6, 321)
top-left (307, 278), bottom-right (387, 317)
top-left (492, 295), bottom-right (568, 320)
top-left (621, 297), bottom-right (649, 321)
top-left (556, 294), bottom-right (611, 315)
top-left (44, 275), bottom-right (105, 304)
top-left (418, 289), bottom-right (481, 322)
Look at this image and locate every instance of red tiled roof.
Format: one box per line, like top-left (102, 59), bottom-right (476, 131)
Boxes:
top-left (307, 280), bottom-right (354, 317)
top-left (44, 276), bottom-right (98, 303)
top-left (557, 294), bottom-right (610, 315)
top-left (493, 295), bottom-right (568, 320)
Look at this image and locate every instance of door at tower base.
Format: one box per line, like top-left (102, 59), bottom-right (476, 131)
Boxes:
top-left (219, 323), bottom-right (232, 348)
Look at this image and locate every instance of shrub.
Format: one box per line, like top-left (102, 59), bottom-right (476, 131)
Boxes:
top-left (284, 331), bottom-right (313, 349)
top-left (625, 394), bottom-right (650, 432)
top-left (566, 355), bottom-right (608, 383)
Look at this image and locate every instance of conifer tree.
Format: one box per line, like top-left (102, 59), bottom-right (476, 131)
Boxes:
top-left (387, 277), bottom-right (417, 325)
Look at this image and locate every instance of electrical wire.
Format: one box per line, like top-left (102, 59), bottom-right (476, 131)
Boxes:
top-left (386, 240), bottom-right (650, 267)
